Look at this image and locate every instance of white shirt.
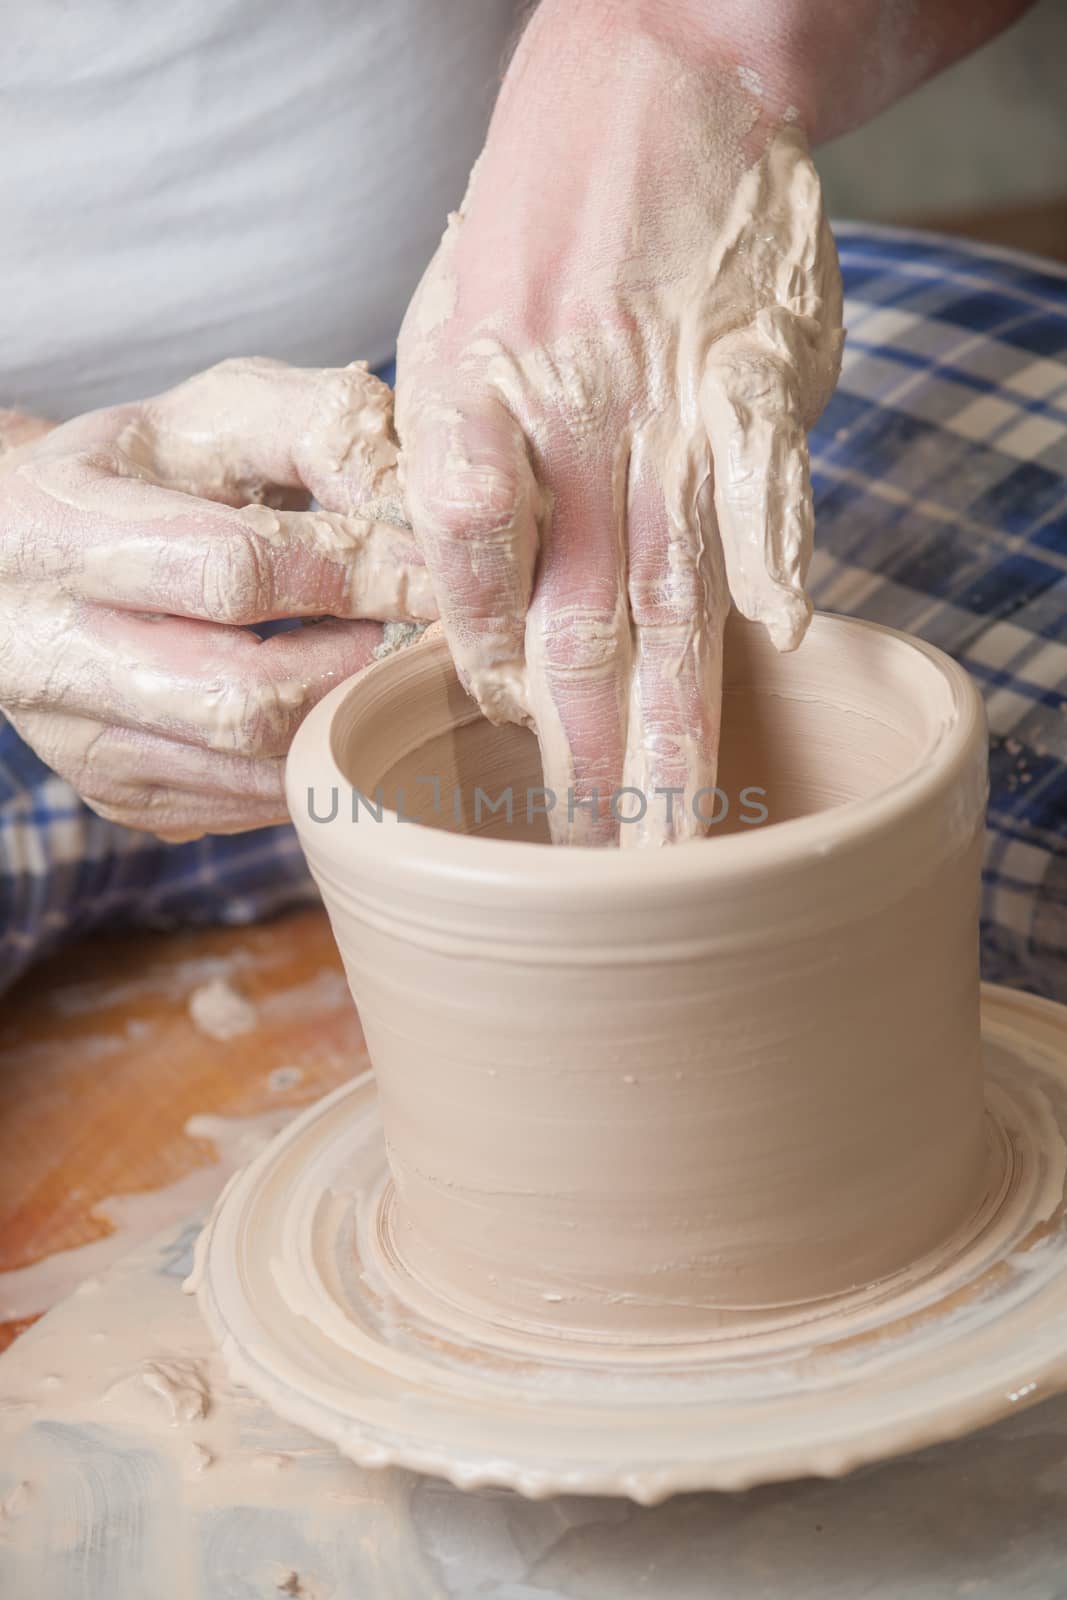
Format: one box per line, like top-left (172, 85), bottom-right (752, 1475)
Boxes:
top-left (1, 0), bottom-right (519, 419)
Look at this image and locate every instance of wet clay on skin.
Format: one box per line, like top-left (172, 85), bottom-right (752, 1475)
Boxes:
top-left (285, 614), bottom-right (991, 1340)
top-left (397, 44), bottom-right (844, 846)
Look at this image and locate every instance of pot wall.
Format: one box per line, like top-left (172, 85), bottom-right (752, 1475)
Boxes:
top-left (287, 616), bottom-right (990, 1339)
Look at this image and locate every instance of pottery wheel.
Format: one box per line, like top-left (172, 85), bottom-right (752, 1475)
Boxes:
top-left (192, 984), bottom-right (1067, 1502)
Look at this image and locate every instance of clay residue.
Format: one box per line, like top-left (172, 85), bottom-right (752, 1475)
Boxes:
top-left (0, 1105), bottom-right (298, 1323)
top-left (9, 1197), bottom-right (1067, 1590)
top-left (187, 978), bottom-right (258, 1041)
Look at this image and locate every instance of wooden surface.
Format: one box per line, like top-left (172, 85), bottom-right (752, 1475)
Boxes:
top-left (910, 198), bottom-right (1067, 264)
top-left (0, 907), bottom-right (363, 1351)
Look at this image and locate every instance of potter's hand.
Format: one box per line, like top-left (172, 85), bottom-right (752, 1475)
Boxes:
top-left (0, 359), bottom-right (435, 839)
top-left (396, 0), bottom-right (842, 845)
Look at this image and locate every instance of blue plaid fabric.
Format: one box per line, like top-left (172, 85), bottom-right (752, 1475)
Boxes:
top-left (2, 227), bottom-right (1066, 996)
top-left (0, 730), bottom-right (317, 989)
top-left (809, 225), bottom-right (1067, 1000)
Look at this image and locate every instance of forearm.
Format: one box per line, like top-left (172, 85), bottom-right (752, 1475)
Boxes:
top-left (542, 0), bottom-right (1037, 144)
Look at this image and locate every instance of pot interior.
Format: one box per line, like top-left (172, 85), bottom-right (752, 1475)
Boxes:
top-left (332, 615), bottom-right (954, 844)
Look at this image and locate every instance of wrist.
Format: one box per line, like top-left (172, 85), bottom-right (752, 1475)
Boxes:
top-left (638, 0), bottom-right (834, 138)
top-left (624, 0), bottom-right (1036, 145)
top-left (521, 0), bottom-right (822, 137)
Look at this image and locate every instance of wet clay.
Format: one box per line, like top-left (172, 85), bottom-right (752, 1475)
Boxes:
top-left (285, 614), bottom-right (990, 1339)
top-left (187, 978), bottom-right (258, 1041)
top-left (396, 40), bottom-right (845, 845)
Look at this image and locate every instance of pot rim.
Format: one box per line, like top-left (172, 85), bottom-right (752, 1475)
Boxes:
top-left (285, 613), bottom-right (986, 902)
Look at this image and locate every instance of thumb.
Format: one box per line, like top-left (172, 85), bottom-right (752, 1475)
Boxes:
top-left (139, 358), bottom-right (403, 516)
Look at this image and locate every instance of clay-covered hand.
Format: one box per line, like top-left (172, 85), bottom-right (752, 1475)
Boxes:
top-left (396, 1), bottom-right (843, 845)
top-left (0, 359), bottom-right (435, 839)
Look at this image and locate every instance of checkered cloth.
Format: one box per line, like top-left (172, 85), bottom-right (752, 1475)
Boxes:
top-left (2, 226), bottom-right (1066, 996)
top-left (810, 225), bottom-right (1067, 1001)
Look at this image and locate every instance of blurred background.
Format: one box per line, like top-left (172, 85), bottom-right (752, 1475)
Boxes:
top-left (816, 0), bottom-right (1067, 261)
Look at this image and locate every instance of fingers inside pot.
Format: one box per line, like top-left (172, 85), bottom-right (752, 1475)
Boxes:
top-left (525, 432), bottom-right (630, 846)
top-left (622, 435), bottom-right (727, 846)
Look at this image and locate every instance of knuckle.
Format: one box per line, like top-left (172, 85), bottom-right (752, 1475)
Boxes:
top-left (539, 603), bottom-right (624, 676)
top-left (183, 355), bottom-right (281, 394)
top-left (72, 728), bottom-right (141, 806)
top-left (77, 773), bottom-right (127, 813)
top-left (206, 356), bottom-right (267, 381)
top-left (420, 461), bottom-right (523, 546)
top-left (629, 561), bottom-right (704, 628)
top-left (715, 350), bottom-right (790, 411)
top-left (202, 666), bottom-right (306, 758)
top-left (147, 357), bottom-right (286, 433)
top-left (197, 530), bottom-right (273, 624)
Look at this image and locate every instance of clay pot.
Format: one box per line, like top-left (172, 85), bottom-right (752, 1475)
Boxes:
top-left (287, 614), bottom-right (990, 1341)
